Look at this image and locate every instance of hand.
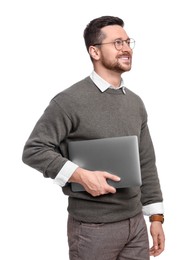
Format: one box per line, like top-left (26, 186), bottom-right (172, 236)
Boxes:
top-left (149, 221), bottom-right (165, 257)
top-left (69, 167), bottom-right (121, 196)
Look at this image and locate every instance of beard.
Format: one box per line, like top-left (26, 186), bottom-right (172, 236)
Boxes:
top-left (101, 55), bottom-right (132, 73)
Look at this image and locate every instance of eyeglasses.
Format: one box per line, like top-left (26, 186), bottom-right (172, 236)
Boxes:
top-left (93, 38), bottom-right (135, 50)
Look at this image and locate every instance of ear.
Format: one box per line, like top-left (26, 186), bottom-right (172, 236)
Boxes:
top-left (89, 46), bottom-right (100, 60)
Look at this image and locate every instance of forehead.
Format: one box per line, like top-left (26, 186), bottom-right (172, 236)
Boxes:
top-left (101, 25), bottom-right (128, 40)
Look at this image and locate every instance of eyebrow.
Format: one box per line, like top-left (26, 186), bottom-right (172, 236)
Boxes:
top-left (114, 37), bottom-right (130, 41)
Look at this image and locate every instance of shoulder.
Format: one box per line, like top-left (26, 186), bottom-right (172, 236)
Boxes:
top-left (125, 88), bottom-right (148, 120)
top-left (50, 76), bottom-right (97, 110)
top-left (126, 88), bottom-right (145, 106)
top-left (53, 76), bottom-right (94, 101)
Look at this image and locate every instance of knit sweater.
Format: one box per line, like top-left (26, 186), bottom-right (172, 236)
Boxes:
top-left (22, 76), bottom-right (163, 223)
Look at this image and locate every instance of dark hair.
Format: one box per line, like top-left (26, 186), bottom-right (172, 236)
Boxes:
top-left (83, 16), bottom-right (124, 52)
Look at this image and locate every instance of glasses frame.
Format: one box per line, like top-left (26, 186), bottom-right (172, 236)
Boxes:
top-left (93, 38), bottom-right (135, 50)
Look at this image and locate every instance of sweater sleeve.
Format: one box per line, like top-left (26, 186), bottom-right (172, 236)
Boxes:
top-left (22, 100), bottom-right (72, 179)
top-left (139, 105), bottom-right (163, 206)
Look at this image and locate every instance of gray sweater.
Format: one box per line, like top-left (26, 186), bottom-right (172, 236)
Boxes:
top-left (22, 76), bottom-right (163, 223)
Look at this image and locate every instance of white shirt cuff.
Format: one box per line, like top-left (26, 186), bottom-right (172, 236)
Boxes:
top-left (142, 202), bottom-right (164, 216)
top-left (53, 160), bottom-right (79, 187)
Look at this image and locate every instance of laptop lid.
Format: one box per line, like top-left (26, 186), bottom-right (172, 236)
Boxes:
top-left (68, 136), bottom-right (142, 192)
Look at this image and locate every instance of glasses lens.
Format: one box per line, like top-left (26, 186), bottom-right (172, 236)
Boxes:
top-left (114, 39), bottom-right (135, 50)
top-left (114, 40), bottom-right (123, 50)
top-left (129, 39), bottom-right (135, 49)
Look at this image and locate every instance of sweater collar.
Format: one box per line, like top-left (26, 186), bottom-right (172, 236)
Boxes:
top-left (90, 71), bottom-right (127, 94)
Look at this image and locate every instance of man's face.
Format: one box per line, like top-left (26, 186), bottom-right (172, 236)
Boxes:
top-left (98, 25), bottom-right (133, 73)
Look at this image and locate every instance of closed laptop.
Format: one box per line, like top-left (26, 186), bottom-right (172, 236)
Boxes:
top-left (68, 136), bottom-right (142, 192)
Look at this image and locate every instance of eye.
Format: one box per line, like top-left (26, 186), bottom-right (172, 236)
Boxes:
top-left (126, 39), bottom-right (131, 46)
top-left (115, 39), bottom-right (123, 46)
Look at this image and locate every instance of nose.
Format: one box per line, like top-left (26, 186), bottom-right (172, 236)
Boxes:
top-left (122, 40), bottom-right (132, 51)
top-left (121, 43), bottom-right (132, 54)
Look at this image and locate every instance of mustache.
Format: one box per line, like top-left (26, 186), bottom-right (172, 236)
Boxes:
top-left (117, 51), bottom-right (132, 59)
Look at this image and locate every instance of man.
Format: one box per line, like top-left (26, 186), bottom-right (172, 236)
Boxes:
top-left (22, 15), bottom-right (165, 260)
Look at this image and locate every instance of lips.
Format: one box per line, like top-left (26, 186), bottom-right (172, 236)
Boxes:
top-left (121, 56), bottom-right (130, 60)
top-left (119, 55), bottom-right (131, 63)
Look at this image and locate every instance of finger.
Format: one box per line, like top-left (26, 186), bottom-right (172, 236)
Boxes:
top-left (156, 235), bottom-right (165, 255)
top-left (150, 235), bottom-right (158, 256)
top-left (105, 185), bottom-right (117, 194)
top-left (149, 246), bottom-right (160, 257)
top-left (104, 172), bottom-right (121, 182)
top-left (149, 246), bottom-right (155, 256)
top-left (149, 237), bottom-right (164, 257)
top-left (159, 234), bottom-right (165, 251)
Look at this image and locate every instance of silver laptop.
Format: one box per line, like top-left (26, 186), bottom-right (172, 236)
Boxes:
top-left (68, 136), bottom-right (142, 192)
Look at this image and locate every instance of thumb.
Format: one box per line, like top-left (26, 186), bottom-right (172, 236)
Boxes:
top-left (152, 234), bottom-right (159, 250)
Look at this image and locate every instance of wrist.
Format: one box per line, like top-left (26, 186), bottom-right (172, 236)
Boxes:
top-left (69, 167), bottom-right (83, 183)
top-left (149, 214), bottom-right (164, 224)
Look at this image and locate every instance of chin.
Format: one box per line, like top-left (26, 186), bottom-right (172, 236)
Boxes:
top-left (123, 66), bottom-right (132, 72)
top-left (120, 63), bottom-right (132, 72)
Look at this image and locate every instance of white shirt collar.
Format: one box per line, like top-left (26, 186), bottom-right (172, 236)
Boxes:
top-left (90, 71), bottom-right (126, 94)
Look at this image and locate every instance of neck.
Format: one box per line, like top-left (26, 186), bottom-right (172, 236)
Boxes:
top-left (94, 68), bottom-right (122, 88)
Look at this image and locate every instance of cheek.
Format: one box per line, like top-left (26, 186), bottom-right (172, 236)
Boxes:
top-left (101, 51), bottom-right (118, 65)
top-left (102, 48), bottom-right (117, 59)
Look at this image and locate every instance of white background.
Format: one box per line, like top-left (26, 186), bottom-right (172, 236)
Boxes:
top-left (0, 0), bottom-right (189, 259)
